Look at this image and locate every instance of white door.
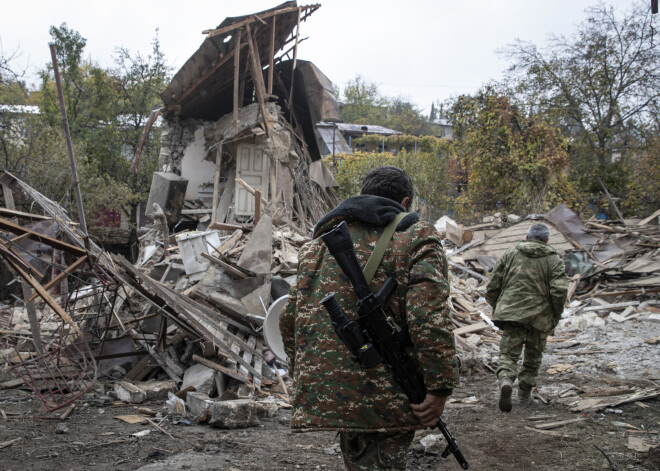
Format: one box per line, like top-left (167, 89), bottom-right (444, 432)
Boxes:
top-left (235, 144), bottom-right (269, 217)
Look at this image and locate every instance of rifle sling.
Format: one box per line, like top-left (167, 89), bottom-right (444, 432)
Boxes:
top-left (363, 212), bottom-right (408, 284)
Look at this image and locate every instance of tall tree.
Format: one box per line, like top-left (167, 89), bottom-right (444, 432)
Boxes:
top-left (340, 75), bottom-right (433, 135)
top-left (33, 24), bottom-right (170, 225)
top-left (449, 87), bottom-right (573, 215)
top-left (501, 1), bottom-right (659, 187)
top-left (340, 75), bottom-right (387, 124)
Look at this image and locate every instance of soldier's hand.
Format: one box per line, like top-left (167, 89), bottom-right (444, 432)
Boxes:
top-left (410, 393), bottom-right (447, 427)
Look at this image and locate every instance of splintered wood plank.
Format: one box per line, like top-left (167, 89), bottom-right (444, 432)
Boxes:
top-left (215, 229), bottom-right (243, 255)
top-left (533, 417), bottom-right (587, 430)
top-left (233, 28), bottom-right (242, 135)
top-left (126, 356), bottom-right (156, 382)
top-left (201, 252), bottom-right (249, 279)
top-left (193, 354), bottom-right (250, 384)
top-left (239, 335), bottom-right (258, 378)
top-left (0, 208), bottom-right (51, 220)
top-left (214, 167), bottom-right (236, 225)
top-left (211, 144), bottom-right (223, 225)
top-left (25, 255), bottom-right (88, 303)
top-left (0, 216), bottom-right (86, 255)
top-left (253, 338), bottom-right (264, 390)
top-left (227, 333), bottom-right (242, 372)
top-left (453, 321), bottom-right (489, 336)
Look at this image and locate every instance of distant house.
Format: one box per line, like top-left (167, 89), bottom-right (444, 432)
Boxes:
top-left (432, 117), bottom-right (454, 139)
top-left (315, 122), bottom-right (403, 156)
top-left (0, 104), bottom-right (41, 147)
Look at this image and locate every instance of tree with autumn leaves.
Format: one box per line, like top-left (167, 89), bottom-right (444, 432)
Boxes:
top-left (1, 23), bottom-right (170, 230)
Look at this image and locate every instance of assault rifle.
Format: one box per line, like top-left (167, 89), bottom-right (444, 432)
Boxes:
top-left (319, 221), bottom-right (469, 470)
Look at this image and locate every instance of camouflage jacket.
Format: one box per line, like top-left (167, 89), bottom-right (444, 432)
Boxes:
top-left (280, 195), bottom-right (458, 433)
top-left (486, 240), bottom-right (569, 333)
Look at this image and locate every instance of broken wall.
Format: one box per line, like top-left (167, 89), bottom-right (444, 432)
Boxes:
top-left (158, 118), bottom-right (208, 172)
top-left (158, 102), bottom-right (298, 220)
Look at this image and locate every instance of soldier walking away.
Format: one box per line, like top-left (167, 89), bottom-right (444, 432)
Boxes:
top-left (486, 223), bottom-right (569, 412)
top-left (280, 166), bottom-right (459, 470)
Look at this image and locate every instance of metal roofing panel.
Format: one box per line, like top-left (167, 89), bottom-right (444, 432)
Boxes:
top-left (317, 126), bottom-right (351, 155)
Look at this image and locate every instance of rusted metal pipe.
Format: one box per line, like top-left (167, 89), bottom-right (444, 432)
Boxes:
top-left (49, 44), bottom-right (88, 235)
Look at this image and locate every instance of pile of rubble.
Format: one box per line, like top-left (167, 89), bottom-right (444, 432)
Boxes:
top-left (0, 170), bottom-right (307, 429)
top-left (439, 204), bottom-right (660, 367)
top-left (2, 162), bottom-right (659, 429)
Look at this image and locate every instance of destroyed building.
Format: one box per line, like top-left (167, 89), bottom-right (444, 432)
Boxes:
top-left (147, 1), bottom-right (338, 233)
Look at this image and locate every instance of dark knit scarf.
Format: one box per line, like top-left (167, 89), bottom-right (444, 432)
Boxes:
top-left (313, 195), bottom-right (419, 238)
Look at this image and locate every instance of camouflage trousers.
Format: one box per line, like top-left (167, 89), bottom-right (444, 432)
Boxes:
top-left (339, 430), bottom-right (416, 470)
top-left (496, 322), bottom-right (548, 391)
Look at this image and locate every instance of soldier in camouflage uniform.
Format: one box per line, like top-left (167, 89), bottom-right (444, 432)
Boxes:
top-left (280, 166), bottom-right (458, 470)
top-left (486, 223), bottom-right (568, 412)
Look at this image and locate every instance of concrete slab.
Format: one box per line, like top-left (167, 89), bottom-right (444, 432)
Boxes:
top-left (114, 381), bottom-right (147, 404)
top-left (182, 364), bottom-right (217, 396)
top-left (237, 212), bottom-right (272, 275)
top-left (206, 398), bottom-right (278, 429)
top-left (186, 391), bottom-right (213, 417)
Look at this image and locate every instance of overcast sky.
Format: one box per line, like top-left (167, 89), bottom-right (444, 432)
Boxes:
top-left (1, 0), bottom-right (634, 113)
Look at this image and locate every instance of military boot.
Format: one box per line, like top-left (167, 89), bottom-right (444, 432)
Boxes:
top-left (519, 388), bottom-right (533, 406)
top-left (498, 377), bottom-right (513, 412)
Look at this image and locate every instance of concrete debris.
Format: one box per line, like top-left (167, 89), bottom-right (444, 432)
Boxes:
top-left (186, 391), bottom-right (213, 418)
top-left (181, 364), bottom-right (216, 397)
top-left (114, 381), bottom-right (147, 404)
top-left (55, 423), bottom-right (69, 435)
top-left (207, 398), bottom-right (278, 429)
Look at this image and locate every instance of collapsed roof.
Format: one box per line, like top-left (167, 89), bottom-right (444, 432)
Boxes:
top-left (161, 2), bottom-right (320, 121)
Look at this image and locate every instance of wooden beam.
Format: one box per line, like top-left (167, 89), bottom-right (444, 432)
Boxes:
top-left (287, 7), bottom-right (302, 111)
top-left (200, 252), bottom-right (249, 279)
top-left (0, 238), bottom-right (45, 280)
top-left (598, 177), bottom-right (626, 225)
top-left (0, 208), bottom-right (51, 221)
top-left (0, 217), bottom-right (86, 255)
top-left (448, 260), bottom-right (490, 283)
top-left (25, 255), bottom-right (88, 303)
top-left (192, 354), bottom-right (251, 384)
top-left (173, 50), bottom-right (236, 108)
top-left (453, 321), bottom-right (489, 336)
top-left (211, 143), bottom-right (223, 225)
top-left (203, 5), bottom-right (319, 38)
top-left (268, 15), bottom-right (276, 95)
top-left (2, 255), bottom-right (81, 336)
top-left (245, 22), bottom-right (270, 137)
top-left (21, 281), bottom-right (43, 356)
top-left (639, 208), bottom-right (660, 226)
top-left (208, 221), bottom-right (252, 232)
top-left (235, 178), bottom-right (270, 206)
top-left (233, 28), bottom-right (242, 135)
top-left (1, 173), bottom-right (16, 211)
top-left (254, 189), bottom-right (262, 225)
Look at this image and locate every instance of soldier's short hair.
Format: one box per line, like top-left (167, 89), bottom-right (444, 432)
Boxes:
top-left (528, 223), bottom-right (551, 242)
top-left (361, 166), bottom-right (414, 205)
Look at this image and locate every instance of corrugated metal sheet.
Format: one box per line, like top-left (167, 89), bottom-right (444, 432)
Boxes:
top-left (335, 123), bottom-right (403, 136)
top-left (316, 126), bottom-right (351, 155)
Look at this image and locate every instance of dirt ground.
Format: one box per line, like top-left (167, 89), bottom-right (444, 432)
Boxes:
top-left (0, 359), bottom-right (658, 471)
